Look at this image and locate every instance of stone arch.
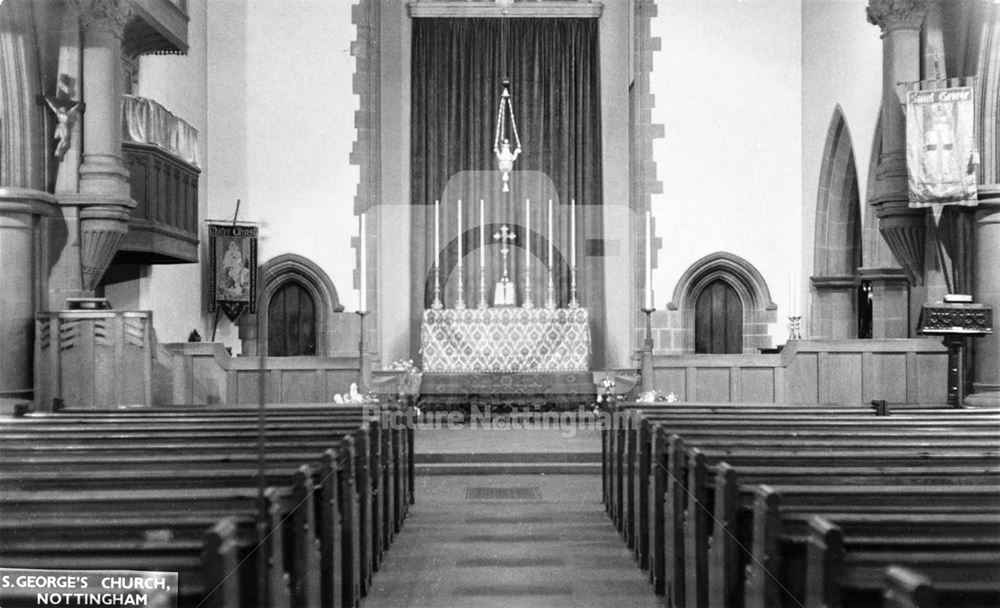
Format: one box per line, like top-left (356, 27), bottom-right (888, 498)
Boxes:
top-left (238, 254), bottom-right (342, 356)
top-left (668, 252), bottom-right (777, 353)
top-left (811, 106), bottom-right (862, 339)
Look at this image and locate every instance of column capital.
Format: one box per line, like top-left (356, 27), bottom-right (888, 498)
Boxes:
top-left (70, 0), bottom-right (133, 37)
top-left (866, 0), bottom-right (932, 36)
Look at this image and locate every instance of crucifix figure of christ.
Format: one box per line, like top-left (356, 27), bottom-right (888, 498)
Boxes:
top-left (493, 225), bottom-right (517, 306)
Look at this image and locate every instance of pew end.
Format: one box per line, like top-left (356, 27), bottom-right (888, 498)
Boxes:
top-left (883, 566), bottom-right (938, 608)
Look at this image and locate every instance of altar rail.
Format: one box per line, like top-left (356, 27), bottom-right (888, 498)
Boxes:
top-left (649, 339), bottom-right (948, 405)
top-left (155, 343), bottom-right (361, 406)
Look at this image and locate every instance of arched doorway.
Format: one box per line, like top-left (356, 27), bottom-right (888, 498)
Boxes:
top-left (695, 279), bottom-right (743, 353)
top-left (668, 252), bottom-right (777, 354)
top-left (238, 254), bottom-right (342, 357)
top-left (267, 281), bottom-right (317, 356)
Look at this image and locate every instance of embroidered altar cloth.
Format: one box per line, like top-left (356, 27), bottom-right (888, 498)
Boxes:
top-left (420, 308), bottom-right (591, 373)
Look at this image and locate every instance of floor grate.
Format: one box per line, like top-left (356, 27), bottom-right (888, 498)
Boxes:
top-left (465, 486), bottom-right (541, 501)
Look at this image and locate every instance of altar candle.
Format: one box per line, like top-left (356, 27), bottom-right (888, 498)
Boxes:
top-left (570, 199), bottom-right (576, 268)
top-left (480, 199), bottom-right (485, 270)
top-left (457, 199), bottom-right (463, 273)
top-left (525, 198), bottom-right (531, 271)
top-left (547, 199), bottom-right (553, 269)
top-left (359, 212), bottom-right (367, 311)
top-left (645, 210), bottom-right (652, 309)
top-left (434, 200), bottom-right (440, 271)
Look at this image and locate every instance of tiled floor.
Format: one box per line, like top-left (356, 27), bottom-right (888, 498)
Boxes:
top-left (364, 427), bottom-right (661, 608)
top-left (414, 420), bottom-right (602, 455)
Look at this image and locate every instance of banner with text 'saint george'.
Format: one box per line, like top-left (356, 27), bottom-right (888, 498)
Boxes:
top-left (906, 86), bottom-right (979, 208)
top-left (208, 223), bottom-right (257, 322)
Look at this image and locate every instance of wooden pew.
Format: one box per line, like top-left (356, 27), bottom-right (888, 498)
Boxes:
top-left (0, 516), bottom-right (258, 608)
top-left (0, 434), bottom-right (370, 606)
top-left (0, 448), bottom-right (359, 608)
top-left (883, 566), bottom-right (937, 608)
top-left (0, 405), bottom-right (403, 608)
top-left (805, 517), bottom-right (1000, 608)
top-left (738, 484), bottom-right (1000, 608)
top-left (9, 404), bottom-right (412, 535)
top-left (646, 440), bottom-right (999, 601)
top-left (613, 408), bottom-right (999, 553)
top-left (638, 419), bottom-right (1000, 595)
top-left (12, 402), bottom-right (414, 523)
top-left (0, 415), bottom-right (387, 588)
top-left (676, 442), bottom-right (1000, 607)
top-left (0, 485), bottom-right (299, 607)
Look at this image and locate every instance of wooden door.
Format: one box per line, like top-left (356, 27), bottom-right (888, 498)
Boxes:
top-left (694, 280), bottom-right (743, 354)
top-left (267, 281), bottom-right (317, 356)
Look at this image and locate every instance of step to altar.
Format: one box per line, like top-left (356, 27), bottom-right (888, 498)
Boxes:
top-left (414, 422), bottom-right (600, 475)
top-left (417, 371), bottom-right (597, 412)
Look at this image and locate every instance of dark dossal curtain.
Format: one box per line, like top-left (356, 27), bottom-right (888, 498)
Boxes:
top-left (410, 17), bottom-right (604, 360)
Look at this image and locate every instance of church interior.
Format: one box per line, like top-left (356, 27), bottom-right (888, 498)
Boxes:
top-left (1, 0), bottom-right (1000, 607)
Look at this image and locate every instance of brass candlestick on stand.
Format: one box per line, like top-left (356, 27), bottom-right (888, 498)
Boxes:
top-left (641, 307), bottom-right (655, 392)
top-left (357, 310), bottom-right (371, 391)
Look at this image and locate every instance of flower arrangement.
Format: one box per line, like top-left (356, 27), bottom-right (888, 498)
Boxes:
top-left (636, 389), bottom-right (678, 404)
top-left (333, 382), bottom-right (379, 404)
top-left (388, 359), bottom-right (422, 397)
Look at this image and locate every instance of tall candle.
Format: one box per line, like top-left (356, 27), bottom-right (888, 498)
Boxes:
top-left (547, 199), bottom-right (553, 269)
top-left (457, 199), bottom-right (463, 273)
top-left (359, 212), bottom-right (367, 311)
top-left (434, 200), bottom-right (440, 271)
top-left (480, 199), bottom-right (485, 269)
top-left (525, 199), bottom-right (531, 271)
top-left (645, 210), bottom-right (652, 309)
top-left (570, 199), bottom-right (576, 268)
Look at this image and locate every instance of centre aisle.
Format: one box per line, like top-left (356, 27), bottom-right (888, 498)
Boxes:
top-left (363, 423), bottom-right (661, 608)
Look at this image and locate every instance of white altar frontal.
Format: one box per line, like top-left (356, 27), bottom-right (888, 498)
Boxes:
top-left (420, 307), bottom-right (591, 373)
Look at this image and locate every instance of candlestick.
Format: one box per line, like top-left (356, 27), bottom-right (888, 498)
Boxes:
top-left (359, 212), bottom-right (367, 311)
top-left (570, 199), bottom-right (576, 269)
top-left (432, 201), bottom-right (442, 309)
top-left (456, 199), bottom-right (465, 309)
top-left (547, 199), bottom-right (553, 269)
top-left (569, 199), bottom-right (578, 308)
top-left (546, 199), bottom-right (555, 308)
top-left (645, 210), bottom-right (652, 309)
top-left (479, 199), bottom-right (487, 308)
top-left (524, 198), bottom-right (533, 308)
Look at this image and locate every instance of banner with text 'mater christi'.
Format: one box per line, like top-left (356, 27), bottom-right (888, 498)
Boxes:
top-left (906, 86), bottom-right (979, 208)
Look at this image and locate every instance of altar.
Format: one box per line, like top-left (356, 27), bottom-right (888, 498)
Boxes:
top-left (420, 307), bottom-right (590, 373)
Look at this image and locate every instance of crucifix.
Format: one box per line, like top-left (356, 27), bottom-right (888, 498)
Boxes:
top-left (492, 224), bottom-right (517, 306)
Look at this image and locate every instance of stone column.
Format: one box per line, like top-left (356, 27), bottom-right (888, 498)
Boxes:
top-left (0, 189), bottom-right (57, 406)
top-left (865, 0), bottom-right (931, 337)
top-left (966, 201), bottom-right (1000, 406)
top-left (63, 0), bottom-right (136, 292)
top-left (966, 2), bottom-right (1000, 407)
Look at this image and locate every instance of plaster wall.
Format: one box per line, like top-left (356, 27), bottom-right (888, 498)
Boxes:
top-left (800, 0), bottom-right (883, 331)
top-left (649, 0), bottom-right (803, 344)
top-left (243, 0), bottom-right (360, 321)
top-left (122, 0), bottom-right (361, 350)
top-left (105, 0), bottom-right (211, 342)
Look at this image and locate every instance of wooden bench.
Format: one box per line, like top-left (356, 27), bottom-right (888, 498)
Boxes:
top-left (0, 412), bottom-right (398, 579)
top-left (734, 484), bottom-right (1000, 608)
top-left (631, 415), bottom-right (1000, 583)
top-left (0, 481), bottom-right (307, 607)
top-left (0, 420), bottom-right (385, 586)
top-left (0, 515), bottom-right (259, 608)
top-left (803, 515), bottom-right (1000, 608)
top-left (0, 436), bottom-right (372, 606)
top-left (0, 405), bottom-right (413, 608)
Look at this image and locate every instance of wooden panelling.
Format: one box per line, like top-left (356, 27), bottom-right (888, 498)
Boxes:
top-left (118, 142), bottom-right (200, 264)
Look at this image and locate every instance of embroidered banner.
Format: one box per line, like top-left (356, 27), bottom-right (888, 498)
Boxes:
top-left (906, 86), bottom-right (978, 207)
top-left (208, 224), bottom-right (257, 322)
top-left (420, 307), bottom-right (591, 373)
